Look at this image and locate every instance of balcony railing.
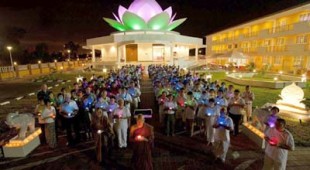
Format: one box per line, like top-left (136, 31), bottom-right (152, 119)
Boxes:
top-left (244, 31), bottom-right (259, 38)
top-left (266, 46), bottom-right (288, 52)
top-left (242, 48), bottom-right (257, 53)
top-left (268, 24), bottom-right (294, 34)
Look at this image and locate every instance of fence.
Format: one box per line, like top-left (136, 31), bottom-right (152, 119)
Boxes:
top-left (0, 60), bottom-right (90, 80)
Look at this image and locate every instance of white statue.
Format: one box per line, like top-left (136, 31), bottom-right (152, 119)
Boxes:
top-left (5, 112), bottom-right (35, 139)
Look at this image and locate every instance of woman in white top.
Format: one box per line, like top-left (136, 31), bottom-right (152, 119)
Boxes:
top-left (35, 98), bottom-right (46, 144)
top-left (113, 99), bottom-right (131, 148)
top-left (228, 89), bottom-right (245, 136)
top-left (204, 98), bottom-right (220, 145)
top-left (213, 107), bottom-right (234, 163)
top-left (42, 100), bottom-right (57, 148)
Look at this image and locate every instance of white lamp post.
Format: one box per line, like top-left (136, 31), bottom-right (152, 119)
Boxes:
top-left (6, 46), bottom-right (14, 70)
top-left (67, 49), bottom-right (71, 61)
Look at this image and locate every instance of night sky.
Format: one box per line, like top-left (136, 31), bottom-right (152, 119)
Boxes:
top-left (0, 0), bottom-right (309, 51)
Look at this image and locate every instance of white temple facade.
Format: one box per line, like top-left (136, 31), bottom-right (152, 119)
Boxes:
top-left (86, 31), bottom-right (202, 64)
top-left (84, 0), bottom-right (203, 66)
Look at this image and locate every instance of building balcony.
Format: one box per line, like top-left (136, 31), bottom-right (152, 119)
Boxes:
top-left (259, 21), bottom-right (310, 38)
top-left (257, 44), bottom-right (310, 56)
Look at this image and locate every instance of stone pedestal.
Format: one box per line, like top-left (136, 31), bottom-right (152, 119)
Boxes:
top-left (242, 123), bottom-right (265, 149)
top-left (3, 128), bottom-right (41, 157)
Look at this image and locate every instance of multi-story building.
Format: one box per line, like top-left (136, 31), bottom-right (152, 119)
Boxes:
top-left (206, 3), bottom-right (310, 75)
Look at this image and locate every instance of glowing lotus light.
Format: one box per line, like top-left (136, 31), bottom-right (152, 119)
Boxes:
top-left (103, 0), bottom-right (186, 31)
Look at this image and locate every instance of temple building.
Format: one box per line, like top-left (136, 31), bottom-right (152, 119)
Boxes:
top-left (85, 0), bottom-right (203, 66)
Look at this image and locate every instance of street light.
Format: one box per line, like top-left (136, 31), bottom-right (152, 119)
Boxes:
top-left (67, 49), bottom-right (71, 61)
top-left (6, 46), bottom-right (14, 70)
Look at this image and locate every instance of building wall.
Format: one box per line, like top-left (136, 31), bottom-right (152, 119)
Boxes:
top-left (206, 3), bottom-right (310, 74)
top-left (138, 43), bottom-right (153, 61)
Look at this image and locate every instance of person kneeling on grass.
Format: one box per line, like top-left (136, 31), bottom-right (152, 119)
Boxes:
top-left (212, 107), bottom-right (234, 163)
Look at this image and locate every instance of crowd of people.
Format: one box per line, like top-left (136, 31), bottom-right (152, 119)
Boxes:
top-left (32, 64), bottom-right (295, 169)
top-left (34, 65), bottom-right (154, 169)
top-left (149, 65), bottom-right (294, 167)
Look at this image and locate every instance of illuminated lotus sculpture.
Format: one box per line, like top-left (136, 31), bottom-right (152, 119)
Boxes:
top-left (103, 0), bottom-right (186, 31)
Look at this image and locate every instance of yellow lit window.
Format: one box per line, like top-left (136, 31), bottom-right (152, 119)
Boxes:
top-left (263, 56), bottom-right (269, 64)
top-left (294, 56), bottom-right (303, 67)
top-left (274, 56), bottom-right (282, 65)
top-left (299, 13), bottom-right (310, 22)
top-left (296, 35), bottom-right (308, 44)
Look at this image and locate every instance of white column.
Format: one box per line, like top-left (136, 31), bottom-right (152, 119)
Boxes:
top-left (195, 46), bottom-right (199, 61)
top-left (92, 46), bottom-right (95, 62)
top-left (117, 45), bottom-right (121, 67)
top-left (101, 48), bottom-right (104, 61)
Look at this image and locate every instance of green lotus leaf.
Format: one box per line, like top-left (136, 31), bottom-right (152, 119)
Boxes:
top-left (103, 17), bottom-right (127, 31)
top-left (147, 12), bottom-right (170, 30)
top-left (122, 11), bottom-right (147, 30)
top-left (166, 18), bottom-right (187, 31)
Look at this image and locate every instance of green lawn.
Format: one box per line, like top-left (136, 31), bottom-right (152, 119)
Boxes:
top-left (209, 71), bottom-right (310, 146)
top-left (209, 71), bottom-right (310, 108)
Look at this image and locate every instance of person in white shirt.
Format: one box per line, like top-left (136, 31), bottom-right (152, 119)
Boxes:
top-left (128, 81), bottom-right (141, 110)
top-left (205, 98), bottom-right (220, 145)
top-left (158, 91), bottom-right (168, 125)
top-left (184, 91), bottom-right (198, 137)
top-left (113, 99), bottom-right (131, 148)
top-left (228, 89), bottom-right (245, 136)
top-left (60, 93), bottom-right (80, 146)
top-left (241, 85), bottom-right (255, 122)
top-left (215, 89), bottom-right (228, 109)
top-left (117, 87), bottom-right (133, 110)
top-left (163, 94), bottom-right (178, 136)
top-left (213, 107), bottom-right (234, 163)
top-left (42, 100), bottom-right (57, 148)
top-left (175, 88), bottom-right (187, 131)
top-left (35, 98), bottom-right (47, 144)
top-left (263, 118), bottom-right (295, 170)
top-left (225, 85), bottom-right (234, 100)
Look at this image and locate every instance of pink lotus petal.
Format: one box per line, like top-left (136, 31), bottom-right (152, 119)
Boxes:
top-left (164, 7), bottom-right (172, 18)
top-left (113, 13), bottom-right (121, 23)
top-left (118, 5), bottom-right (127, 22)
top-left (170, 13), bottom-right (177, 23)
top-left (128, 0), bottom-right (163, 22)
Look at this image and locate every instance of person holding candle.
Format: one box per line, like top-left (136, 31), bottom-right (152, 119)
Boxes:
top-left (212, 107), bottom-right (234, 163)
top-left (60, 93), bottom-right (80, 146)
top-left (91, 108), bottom-right (114, 163)
top-left (215, 89), bottom-right (228, 108)
top-left (264, 106), bottom-right (280, 131)
top-left (175, 88), bottom-right (187, 131)
top-left (163, 94), bottom-right (178, 136)
top-left (35, 98), bottom-right (47, 144)
top-left (130, 114), bottom-right (154, 170)
top-left (225, 85), bottom-right (234, 101)
top-left (263, 118), bottom-right (295, 170)
top-left (184, 91), bottom-right (198, 137)
top-left (41, 99), bottom-right (57, 149)
top-left (204, 98), bottom-right (219, 145)
top-left (241, 85), bottom-right (255, 122)
top-left (158, 91), bottom-right (168, 125)
top-left (197, 90), bottom-right (209, 134)
top-left (128, 81), bottom-right (141, 110)
top-left (117, 87), bottom-right (133, 111)
top-left (106, 96), bottom-right (118, 125)
top-left (113, 99), bottom-right (131, 148)
top-left (228, 89), bottom-right (245, 136)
